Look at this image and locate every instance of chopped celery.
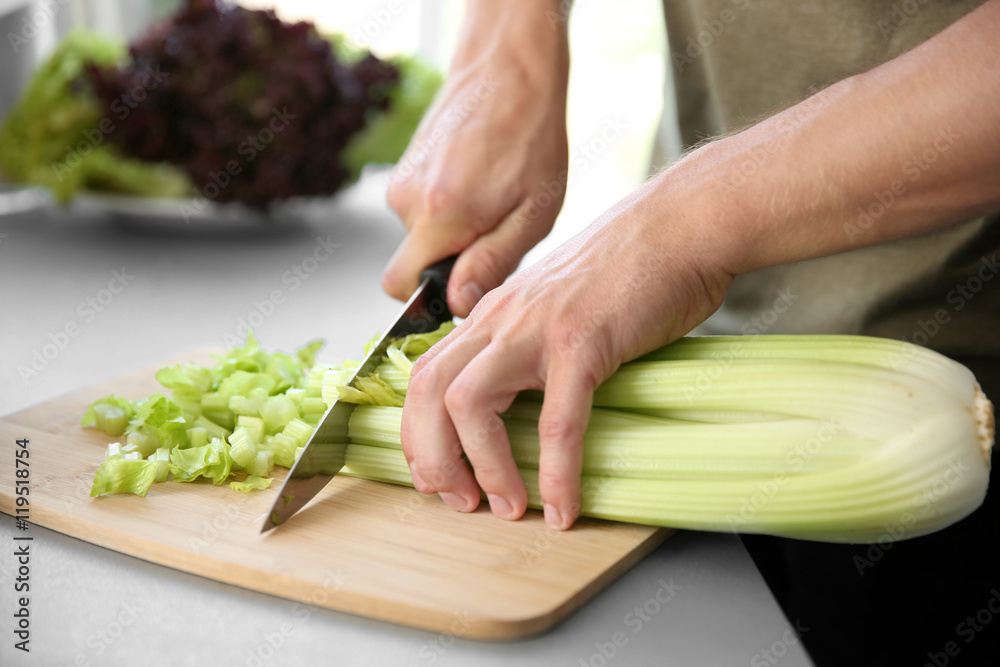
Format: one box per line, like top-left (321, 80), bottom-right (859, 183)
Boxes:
top-left (200, 393), bottom-right (229, 410)
top-left (385, 346), bottom-right (414, 377)
top-left (186, 426), bottom-right (209, 449)
top-left (300, 397), bottom-right (328, 415)
top-left (158, 418), bottom-right (191, 450)
top-left (260, 394), bottom-right (300, 433)
top-left (128, 393), bottom-right (182, 432)
top-left (147, 448), bottom-right (171, 483)
top-left (260, 433), bottom-right (298, 468)
top-left (126, 428), bottom-right (160, 458)
top-left (91, 458), bottom-right (159, 497)
top-left (218, 371), bottom-right (276, 398)
top-left (308, 365), bottom-right (339, 398)
top-left (86, 332), bottom-right (334, 497)
top-left (168, 445), bottom-right (221, 482)
top-left (248, 450), bottom-right (274, 477)
top-left (281, 419), bottom-right (315, 447)
top-left (228, 428), bottom-right (258, 469)
top-left (155, 363), bottom-right (213, 401)
top-left (81, 394), bottom-right (135, 436)
top-left (235, 415), bottom-right (266, 443)
top-left (206, 438), bottom-right (235, 485)
top-left (335, 374), bottom-right (404, 407)
top-left (230, 475), bottom-right (273, 493)
top-left (193, 416), bottom-right (231, 442)
top-left (393, 322), bottom-right (455, 357)
top-left (322, 369), bottom-right (353, 404)
top-left (229, 387), bottom-right (270, 417)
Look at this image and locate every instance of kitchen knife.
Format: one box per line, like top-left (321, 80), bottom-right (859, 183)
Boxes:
top-left (260, 256), bottom-right (455, 533)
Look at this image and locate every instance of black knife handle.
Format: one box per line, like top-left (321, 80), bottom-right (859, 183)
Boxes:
top-left (420, 255), bottom-right (457, 291)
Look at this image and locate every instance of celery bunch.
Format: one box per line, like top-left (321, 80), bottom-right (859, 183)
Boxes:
top-left (337, 332), bottom-right (994, 544)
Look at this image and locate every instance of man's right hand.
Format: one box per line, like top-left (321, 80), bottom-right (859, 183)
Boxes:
top-left (382, 0), bottom-right (571, 317)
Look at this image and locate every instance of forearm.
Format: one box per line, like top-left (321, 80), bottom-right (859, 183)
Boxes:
top-left (658, 0), bottom-right (1000, 278)
top-left (454, 0), bottom-right (570, 81)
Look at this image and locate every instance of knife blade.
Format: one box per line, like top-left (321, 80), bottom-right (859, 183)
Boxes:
top-left (260, 256), bottom-right (455, 533)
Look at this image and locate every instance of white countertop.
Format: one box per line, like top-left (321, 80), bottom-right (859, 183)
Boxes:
top-left (0, 175), bottom-right (812, 666)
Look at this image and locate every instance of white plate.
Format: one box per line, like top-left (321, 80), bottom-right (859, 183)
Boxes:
top-left (68, 190), bottom-right (343, 235)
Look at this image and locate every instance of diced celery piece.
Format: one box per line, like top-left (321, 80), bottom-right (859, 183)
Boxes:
top-left (322, 369), bottom-right (352, 405)
top-left (200, 393), bottom-right (229, 410)
top-left (202, 408), bottom-right (234, 431)
top-left (105, 442), bottom-right (123, 460)
top-left (82, 394), bottom-right (135, 436)
top-left (261, 433), bottom-right (298, 468)
top-left (218, 370), bottom-right (276, 398)
top-left (235, 415), bottom-right (265, 444)
top-left (229, 387), bottom-right (270, 417)
top-left (300, 397), bottom-right (327, 414)
top-left (284, 388), bottom-right (306, 405)
top-left (126, 427), bottom-right (160, 458)
top-left (260, 394), bottom-right (300, 433)
top-left (123, 452), bottom-right (142, 461)
top-left (306, 366), bottom-right (329, 397)
top-left (93, 403), bottom-right (129, 436)
top-left (248, 450), bottom-right (274, 477)
top-left (147, 448), bottom-right (170, 483)
top-left (186, 426), bottom-right (209, 449)
top-left (294, 446), bottom-right (303, 463)
top-left (228, 428), bottom-right (258, 469)
top-left (194, 416), bottom-right (231, 442)
top-left (281, 419), bottom-right (314, 447)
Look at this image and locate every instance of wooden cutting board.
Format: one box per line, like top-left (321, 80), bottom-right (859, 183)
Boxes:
top-left (0, 352), bottom-right (671, 640)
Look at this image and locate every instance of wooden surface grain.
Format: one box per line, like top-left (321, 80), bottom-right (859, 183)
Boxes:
top-left (0, 352), bottom-right (671, 640)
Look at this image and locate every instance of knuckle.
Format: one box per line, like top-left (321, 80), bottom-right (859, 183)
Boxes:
top-left (408, 357), bottom-right (446, 393)
top-left (421, 179), bottom-right (462, 220)
top-left (537, 415), bottom-right (584, 444)
top-left (471, 461), bottom-right (515, 490)
top-left (443, 379), bottom-right (478, 416)
top-left (385, 179), bottom-right (412, 216)
top-left (537, 468), bottom-right (578, 494)
top-left (415, 462), bottom-right (457, 490)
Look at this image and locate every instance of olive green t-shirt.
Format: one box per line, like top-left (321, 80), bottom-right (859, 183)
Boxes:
top-left (658, 0), bottom-right (999, 359)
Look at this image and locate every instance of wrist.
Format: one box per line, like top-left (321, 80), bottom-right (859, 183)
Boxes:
top-left (454, 0), bottom-right (570, 85)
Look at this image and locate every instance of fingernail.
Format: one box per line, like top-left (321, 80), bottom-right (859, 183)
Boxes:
top-left (439, 492), bottom-right (472, 512)
top-left (408, 462), bottom-right (430, 493)
top-left (459, 281), bottom-right (484, 311)
top-left (488, 494), bottom-right (514, 519)
top-left (544, 503), bottom-right (567, 530)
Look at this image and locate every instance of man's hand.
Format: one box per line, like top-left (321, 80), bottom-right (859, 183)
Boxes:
top-left (383, 0), bottom-right (570, 317)
top-left (400, 177), bottom-right (735, 529)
